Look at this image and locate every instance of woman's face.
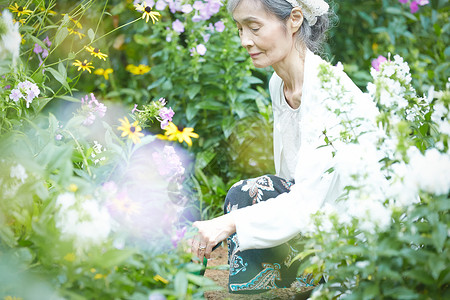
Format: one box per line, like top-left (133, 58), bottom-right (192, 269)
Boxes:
top-left (232, 0), bottom-right (295, 68)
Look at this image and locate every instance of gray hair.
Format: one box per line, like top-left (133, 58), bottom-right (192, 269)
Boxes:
top-left (227, 0), bottom-right (333, 54)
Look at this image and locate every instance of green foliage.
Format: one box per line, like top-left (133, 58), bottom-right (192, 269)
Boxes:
top-left (329, 0), bottom-right (449, 92)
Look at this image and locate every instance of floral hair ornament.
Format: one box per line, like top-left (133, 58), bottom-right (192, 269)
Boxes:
top-left (285, 0), bottom-right (329, 26)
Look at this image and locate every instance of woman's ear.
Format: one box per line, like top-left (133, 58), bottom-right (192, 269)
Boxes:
top-left (289, 7), bottom-right (303, 34)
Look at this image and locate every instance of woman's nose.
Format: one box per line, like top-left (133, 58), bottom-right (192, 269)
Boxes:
top-left (240, 30), bottom-right (254, 48)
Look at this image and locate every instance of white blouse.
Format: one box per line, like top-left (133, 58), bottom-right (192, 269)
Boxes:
top-left (231, 49), bottom-right (368, 251)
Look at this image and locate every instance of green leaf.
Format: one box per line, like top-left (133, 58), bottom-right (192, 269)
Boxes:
top-left (174, 271), bottom-right (188, 299)
top-left (57, 95), bottom-right (81, 103)
top-left (46, 67), bottom-right (70, 92)
top-left (187, 84), bottom-right (201, 99)
top-left (88, 28), bottom-right (95, 43)
top-left (95, 248), bottom-right (135, 269)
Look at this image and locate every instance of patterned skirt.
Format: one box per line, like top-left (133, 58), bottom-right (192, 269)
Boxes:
top-left (224, 174), bottom-right (316, 294)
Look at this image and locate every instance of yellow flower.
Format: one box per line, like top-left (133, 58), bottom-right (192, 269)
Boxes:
top-left (13, 19), bottom-right (26, 25)
top-left (72, 59), bottom-right (95, 73)
top-left (134, 2), bottom-right (161, 24)
top-left (117, 117), bottom-right (145, 144)
top-left (94, 273), bottom-right (105, 280)
top-left (126, 64), bottom-right (151, 75)
top-left (159, 122), bottom-right (199, 146)
top-left (64, 253), bottom-right (76, 262)
top-left (153, 274), bottom-right (169, 284)
top-left (40, 7), bottom-right (57, 16)
top-left (85, 46), bottom-right (108, 60)
top-left (68, 184), bottom-right (78, 192)
top-left (61, 14), bottom-right (82, 28)
top-left (9, 3), bottom-right (33, 17)
top-left (94, 68), bottom-right (113, 80)
top-left (67, 28), bottom-right (85, 39)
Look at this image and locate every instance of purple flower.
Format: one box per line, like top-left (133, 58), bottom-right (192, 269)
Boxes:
top-left (371, 55), bottom-right (387, 71)
top-left (43, 36), bottom-right (52, 47)
top-left (181, 4), bottom-right (193, 13)
top-left (172, 19), bottom-right (185, 33)
top-left (193, 1), bottom-right (204, 10)
top-left (80, 93), bottom-right (107, 126)
top-left (155, 0), bottom-right (167, 10)
top-left (33, 43), bottom-right (43, 55)
top-left (417, 0), bottom-right (429, 5)
top-left (4, 85), bottom-right (11, 89)
top-left (398, 0), bottom-right (408, 3)
top-left (169, 0), bottom-right (182, 13)
top-left (196, 44), bottom-right (207, 56)
top-left (192, 14), bottom-right (202, 22)
top-left (214, 20), bottom-right (225, 33)
top-left (410, 1), bottom-right (419, 13)
top-left (159, 107), bottom-right (174, 121)
top-left (9, 88), bottom-right (23, 102)
top-left (171, 226), bottom-right (187, 247)
top-left (202, 33), bottom-right (211, 43)
top-left (55, 134), bottom-right (63, 141)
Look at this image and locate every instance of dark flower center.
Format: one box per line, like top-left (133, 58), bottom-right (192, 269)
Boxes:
top-left (82, 61), bottom-right (87, 66)
top-left (94, 48), bottom-right (99, 53)
top-left (18, 6), bottom-right (24, 11)
top-left (130, 126), bottom-right (136, 133)
top-left (145, 6), bottom-right (151, 13)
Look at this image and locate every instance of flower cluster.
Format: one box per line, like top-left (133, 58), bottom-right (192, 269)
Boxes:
top-left (398, 0), bottom-right (429, 14)
top-left (79, 93), bottom-right (107, 126)
top-left (430, 80), bottom-right (450, 140)
top-left (9, 80), bottom-right (40, 108)
top-left (367, 54), bottom-right (415, 119)
top-left (134, 97), bottom-right (175, 129)
top-left (55, 193), bottom-right (112, 254)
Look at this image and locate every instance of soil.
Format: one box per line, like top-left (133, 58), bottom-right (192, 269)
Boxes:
top-left (203, 245), bottom-right (315, 300)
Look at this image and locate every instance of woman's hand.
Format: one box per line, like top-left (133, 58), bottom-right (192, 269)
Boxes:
top-left (191, 213), bottom-right (236, 260)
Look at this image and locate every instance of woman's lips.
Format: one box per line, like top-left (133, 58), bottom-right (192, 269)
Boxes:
top-left (249, 52), bottom-right (261, 58)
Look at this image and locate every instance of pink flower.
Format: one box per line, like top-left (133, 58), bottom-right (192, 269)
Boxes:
top-left (371, 55), bottom-right (388, 71)
top-left (172, 19), bottom-right (185, 33)
top-left (398, 0), bottom-right (408, 3)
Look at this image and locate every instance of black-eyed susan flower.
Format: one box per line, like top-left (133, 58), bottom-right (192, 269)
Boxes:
top-left (126, 64), bottom-right (151, 75)
top-left (72, 59), bottom-right (94, 73)
top-left (9, 3), bottom-right (33, 17)
top-left (117, 117), bottom-right (145, 144)
top-left (67, 28), bottom-right (85, 39)
top-left (94, 68), bottom-right (113, 80)
top-left (85, 46), bottom-right (108, 60)
top-left (134, 2), bottom-right (161, 24)
top-left (158, 122), bottom-right (199, 146)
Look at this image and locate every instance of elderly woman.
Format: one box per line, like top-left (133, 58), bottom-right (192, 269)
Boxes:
top-left (191, 0), bottom-right (367, 293)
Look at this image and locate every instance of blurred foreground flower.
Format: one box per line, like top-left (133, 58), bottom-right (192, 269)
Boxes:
top-left (157, 122), bottom-right (199, 146)
top-left (85, 45), bottom-right (108, 60)
top-left (118, 117), bottom-right (145, 144)
top-left (134, 2), bottom-right (161, 24)
top-left (0, 10), bottom-right (21, 62)
top-left (9, 3), bottom-right (33, 17)
top-left (55, 193), bottom-right (112, 254)
top-left (126, 63), bottom-right (151, 75)
top-left (371, 55), bottom-right (387, 71)
top-left (73, 59), bottom-right (94, 73)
